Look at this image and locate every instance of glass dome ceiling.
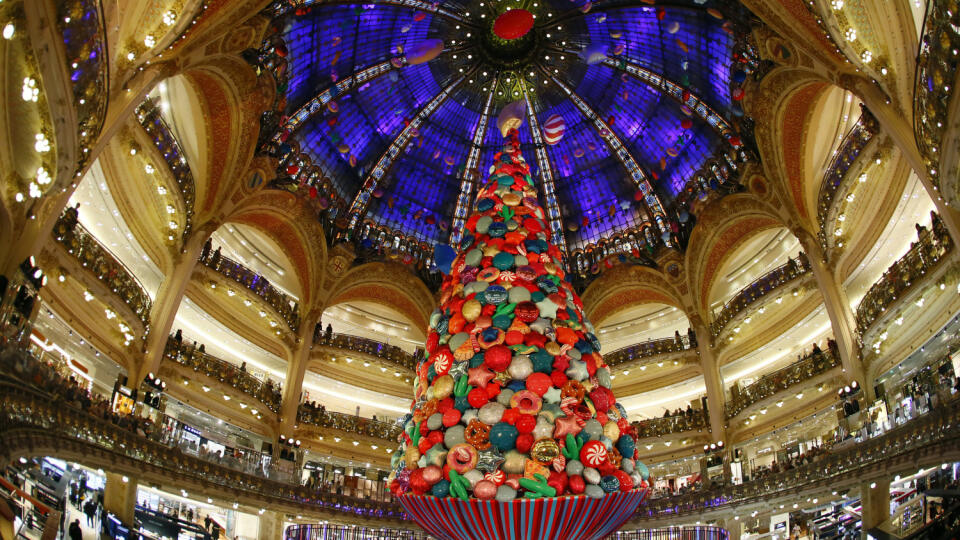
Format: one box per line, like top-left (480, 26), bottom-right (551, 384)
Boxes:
top-left (265, 0), bottom-right (755, 256)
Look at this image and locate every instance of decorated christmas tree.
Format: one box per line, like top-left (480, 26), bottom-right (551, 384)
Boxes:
top-left (388, 125), bottom-right (648, 508)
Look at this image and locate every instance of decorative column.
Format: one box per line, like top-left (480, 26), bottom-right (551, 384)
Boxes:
top-left (103, 472), bottom-right (137, 526)
top-left (257, 510), bottom-right (284, 540)
top-left (794, 230), bottom-right (869, 398)
top-left (135, 231), bottom-right (210, 384)
top-left (279, 310), bottom-right (321, 435)
top-left (691, 317), bottom-right (727, 442)
top-left (859, 479), bottom-right (890, 537)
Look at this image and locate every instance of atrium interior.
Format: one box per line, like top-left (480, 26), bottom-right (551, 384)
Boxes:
top-left (1, 0), bottom-right (960, 539)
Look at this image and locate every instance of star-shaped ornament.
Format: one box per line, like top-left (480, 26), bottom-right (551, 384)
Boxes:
top-left (424, 445), bottom-right (448, 467)
top-left (476, 447), bottom-right (505, 473)
top-left (553, 415), bottom-right (582, 439)
top-left (543, 386), bottom-right (562, 404)
top-left (449, 361), bottom-right (469, 381)
top-left (565, 358), bottom-right (589, 382)
top-left (535, 297), bottom-right (560, 319)
top-left (468, 366), bottom-right (496, 388)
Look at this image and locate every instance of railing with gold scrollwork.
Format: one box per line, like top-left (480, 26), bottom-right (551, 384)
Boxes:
top-left (632, 409), bottom-right (708, 439)
top-left (296, 404), bottom-right (402, 442)
top-left (817, 111), bottom-right (879, 252)
top-left (163, 337), bottom-right (282, 413)
top-left (52, 213), bottom-right (152, 327)
top-left (314, 332), bottom-right (418, 373)
top-left (710, 256), bottom-right (812, 337)
top-left (199, 251), bottom-right (300, 332)
top-left (136, 98), bottom-right (195, 240)
top-left (636, 394), bottom-right (960, 520)
top-left (604, 335), bottom-right (696, 369)
top-left (0, 379), bottom-right (407, 520)
top-left (914, 0), bottom-right (959, 199)
top-left (725, 349), bottom-right (840, 419)
top-left (855, 218), bottom-right (953, 335)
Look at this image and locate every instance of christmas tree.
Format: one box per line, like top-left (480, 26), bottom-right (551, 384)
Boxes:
top-left (389, 129), bottom-right (645, 503)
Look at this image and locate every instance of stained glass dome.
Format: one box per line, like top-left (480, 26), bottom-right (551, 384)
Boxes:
top-left (263, 0), bottom-right (757, 264)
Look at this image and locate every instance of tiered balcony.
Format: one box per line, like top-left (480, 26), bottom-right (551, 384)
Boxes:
top-left (816, 111), bottom-right (880, 253)
top-left (162, 337), bottom-right (282, 413)
top-left (136, 98), bottom-right (196, 239)
top-left (914, 1), bottom-right (960, 204)
top-left (0, 378), bottom-right (406, 522)
top-left (314, 332), bottom-right (418, 373)
top-left (710, 257), bottom-right (812, 338)
top-left (855, 218), bottom-right (954, 335)
top-left (604, 335), bottom-right (696, 370)
top-left (2, 346), bottom-right (959, 525)
top-left (632, 409), bottom-right (708, 439)
top-left (199, 251), bottom-right (300, 332)
top-left (51, 213), bottom-right (152, 326)
top-left (725, 349), bottom-right (840, 420)
top-left (635, 395), bottom-right (960, 521)
top-left (297, 404), bottom-right (402, 443)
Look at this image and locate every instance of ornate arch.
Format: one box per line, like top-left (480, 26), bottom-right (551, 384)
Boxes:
top-left (324, 262), bottom-right (436, 335)
top-left (685, 193), bottom-right (787, 313)
top-left (749, 66), bottom-right (837, 227)
top-left (179, 55), bottom-right (273, 217)
top-left (225, 189), bottom-right (326, 307)
top-left (581, 265), bottom-right (684, 327)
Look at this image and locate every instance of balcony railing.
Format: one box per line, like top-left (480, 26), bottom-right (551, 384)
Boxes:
top-left (314, 332), bottom-right (419, 373)
top-left (604, 335), bottom-right (696, 369)
top-left (0, 378), bottom-right (406, 521)
top-left (136, 98), bottom-right (195, 240)
top-left (52, 213), bottom-right (152, 327)
top-left (297, 404), bottom-right (402, 443)
top-left (632, 409), bottom-right (708, 439)
top-left (710, 256), bottom-right (812, 337)
top-left (855, 218), bottom-right (954, 335)
top-left (199, 251), bottom-right (300, 332)
top-left (57, 0), bottom-right (109, 173)
top-left (163, 337), bottom-right (282, 413)
top-left (914, 0), bottom-right (959, 199)
top-left (725, 349), bottom-right (840, 419)
top-left (816, 111), bottom-right (879, 252)
top-left (637, 394), bottom-right (960, 520)
top-left (2, 344), bottom-right (958, 524)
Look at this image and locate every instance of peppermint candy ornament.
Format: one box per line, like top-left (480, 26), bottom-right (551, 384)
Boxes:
top-left (580, 440), bottom-right (608, 468)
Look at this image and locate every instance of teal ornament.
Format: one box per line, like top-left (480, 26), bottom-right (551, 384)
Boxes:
top-left (431, 479), bottom-right (451, 497)
top-left (489, 422), bottom-right (519, 451)
top-left (530, 349), bottom-right (554, 373)
top-left (492, 252), bottom-right (514, 270)
top-left (599, 475), bottom-right (620, 493)
top-left (492, 314), bottom-right (512, 329)
top-left (635, 461), bottom-right (650, 481)
top-left (477, 198), bottom-right (496, 212)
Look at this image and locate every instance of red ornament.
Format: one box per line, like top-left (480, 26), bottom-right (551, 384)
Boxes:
top-left (493, 9), bottom-right (535, 40)
top-left (681, 118), bottom-right (694, 130)
top-left (484, 345), bottom-right (512, 372)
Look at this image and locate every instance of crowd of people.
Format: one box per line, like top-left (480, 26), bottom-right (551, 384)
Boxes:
top-left (297, 400), bottom-right (402, 441)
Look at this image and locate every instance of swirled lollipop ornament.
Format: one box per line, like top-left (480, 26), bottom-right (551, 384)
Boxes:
top-left (388, 118), bottom-right (647, 539)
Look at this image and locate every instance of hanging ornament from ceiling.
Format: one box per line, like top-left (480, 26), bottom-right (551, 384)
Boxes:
top-left (493, 9), bottom-right (535, 40)
top-left (407, 38), bottom-right (444, 65)
top-left (542, 115), bottom-right (566, 145)
top-left (497, 99), bottom-right (526, 137)
top-left (581, 43), bottom-right (607, 65)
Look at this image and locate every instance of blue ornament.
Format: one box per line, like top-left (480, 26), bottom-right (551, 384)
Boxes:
top-left (434, 244), bottom-right (457, 275)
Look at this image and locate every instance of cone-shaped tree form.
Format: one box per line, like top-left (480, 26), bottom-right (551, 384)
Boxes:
top-left (389, 130), bottom-right (646, 505)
